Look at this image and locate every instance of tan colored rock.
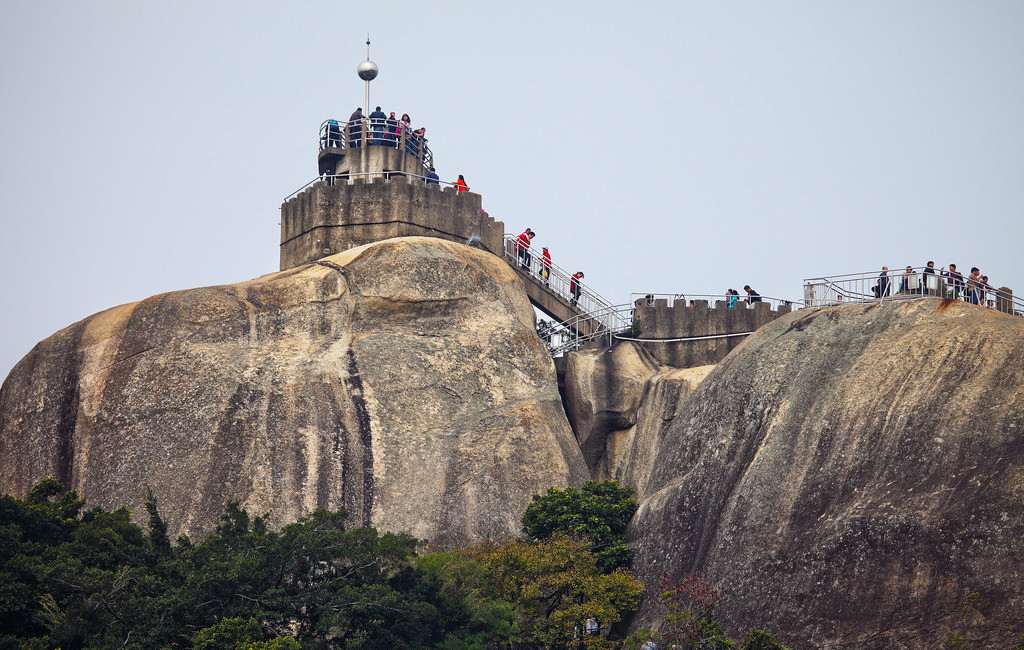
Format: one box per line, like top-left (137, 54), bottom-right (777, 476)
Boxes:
top-left (565, 342), bottom-right (713, 499)
top-left (0, 237), bottom-right (589, 546)
top-left (629, 299), bottom-right (1024, 649)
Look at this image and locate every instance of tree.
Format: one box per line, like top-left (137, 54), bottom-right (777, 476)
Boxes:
top-left (0, 479), bottom-right (520, 650)
top-left (464, 536), bottom-right (644, 649)
top-left (521, 480), bottom-right (638, 572)
top-left (191, 617), bottom-right (301, 650)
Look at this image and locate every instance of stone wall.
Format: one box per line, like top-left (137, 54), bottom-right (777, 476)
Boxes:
top-left (280, 177), bottom-right (503, 270)
top-left (632, 298), bottom-right (792, 368)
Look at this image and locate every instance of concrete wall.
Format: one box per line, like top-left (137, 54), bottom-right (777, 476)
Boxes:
top-left (280, 177), bottom-right (504, 270)
top-left (632, 299), bottom-right (792, 368)
top-left (317, 142), bottom-right (428, 177)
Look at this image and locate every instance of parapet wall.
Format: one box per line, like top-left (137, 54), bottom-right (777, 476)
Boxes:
top-left (280, 178), bottom-right (503, 270)
top-left (632, 299), bottom-right (792, 368)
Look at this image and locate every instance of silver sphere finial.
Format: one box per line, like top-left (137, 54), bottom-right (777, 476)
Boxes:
top-left (357, 59), bottom-right (378, 81)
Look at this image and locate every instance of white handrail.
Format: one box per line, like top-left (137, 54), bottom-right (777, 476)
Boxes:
top-left (803, 267), bottom-right (1021, 316)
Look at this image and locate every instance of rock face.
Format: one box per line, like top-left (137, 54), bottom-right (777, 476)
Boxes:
top-left (628, 299), bottom-right (1024, 649)
top-left (0, 237), bottom-right (589, 545)
top-left (564, 342), bottom-right (713, 499)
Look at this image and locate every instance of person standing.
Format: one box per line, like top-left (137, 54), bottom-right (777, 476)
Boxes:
top-left (325, 118), bottom-right (342, 148)
top-left (368, 106), bottom-right (387, 145)
top-left (516, 228), bottom-right (534, 270)
top-left (872, 266), bottom-right (890, 298)
top-left (980, 275), bottom-right (993, 307)
top-left (386, 112), bottom-right (399, 147)
top-left (570, 271), bottom-right (584, 306)
top-left (426, 167), bottom-right (440, 185)
top-left (967, 267), bottom-right (982, 304)
top-left (923, 261), bottom-right (938, 295)
top-left (541, 246), bottom-right (552, 286)
top-left (744, 285), bottom-right (762, 303)
top-left (348, 108), bottom-right (364, 148)
top-left (943, 263), bottom-right (964, 300)
top-left (454, 174), bottom-right (469, 194)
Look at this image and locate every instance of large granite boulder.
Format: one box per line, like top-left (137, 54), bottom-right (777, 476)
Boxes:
top-left (564, 342), bottom-right (713, 499)
top-left (628, 298), bottom-right (1024, 649)
top-left (0, 236), bottom-right (589, 545)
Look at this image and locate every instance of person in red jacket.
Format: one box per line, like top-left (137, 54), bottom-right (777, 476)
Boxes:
top-left (453, 174), bottom-right (469, 194)
top-left (570, 271), bottom-right (584, 306)
top-left (516, 228), bottom-right (534, 270)
top-left (541, 247), bottom-right (552, 286)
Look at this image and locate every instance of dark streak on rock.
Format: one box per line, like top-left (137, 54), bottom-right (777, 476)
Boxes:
top-left (345, 349), bottom-right (374, 526)
top-left (936, 298), bottom-right (956, 312)
top-left (54, 324), bottom-right (86, 488)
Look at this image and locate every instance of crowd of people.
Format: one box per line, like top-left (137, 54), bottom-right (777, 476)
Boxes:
top-left (321, 107), bottom-right (430, 160)
top-left (870, 261), bottom-right (1002, 308)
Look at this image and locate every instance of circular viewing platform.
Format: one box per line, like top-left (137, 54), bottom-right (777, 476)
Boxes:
top-left (318, 118), bottom-right (433, 177)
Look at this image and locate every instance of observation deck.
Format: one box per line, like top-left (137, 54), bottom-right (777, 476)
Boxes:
top-left (317, 118), bottom-right (432, 178)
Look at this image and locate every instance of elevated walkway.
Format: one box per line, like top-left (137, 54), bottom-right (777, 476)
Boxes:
top-left (500, 236), bottom-right (629, 340)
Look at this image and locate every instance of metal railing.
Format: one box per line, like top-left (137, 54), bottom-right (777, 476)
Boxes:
top-left (629, 292), bottom-right (796, 311)
top-left (284, 171), bottom-right (460, 203)
top-left (541, 304), bottom-right (636, 356)
top-left (502, 235), bottom-right (631, 331)
top-left (803, 267), bottom-right (1022, 316)
top-left (319, 118), bottom-right (433, 170)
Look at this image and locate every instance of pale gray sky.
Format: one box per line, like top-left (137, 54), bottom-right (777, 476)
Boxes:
top-left (2, 1), bottom-right (1022, 380)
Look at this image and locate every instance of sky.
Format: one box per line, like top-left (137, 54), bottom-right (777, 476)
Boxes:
top-left (1, 1), bottom-right (1022, 381)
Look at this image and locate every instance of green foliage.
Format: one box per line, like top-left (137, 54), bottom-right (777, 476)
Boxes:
top-left (192, 617), bottom-right (301, 650)
top-left (740, 628), bottom-right (789, 650)
top-left (0, 479), bottom-right (793, 650)
top-left (463, 535), bottom-right (644, 649)
top-left (414, 553), bottom-right (516, 650)
top-left (521, 480), bottom-right (638, 572)
top-left (625, 317), bottom-right (642, 338)
top-left (0, 479), bottom-right (513, 650)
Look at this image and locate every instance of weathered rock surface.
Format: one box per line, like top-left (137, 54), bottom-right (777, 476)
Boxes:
top-left (628, 299), bottom-right (1024, 649)
top-left (0, 237), bottom-right (589, 545)
top-left (564, 342), bottom-right (713, 499)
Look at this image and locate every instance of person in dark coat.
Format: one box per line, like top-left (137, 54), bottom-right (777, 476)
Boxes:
top-left (387, 112), bottom-right (399, 147)
top-left (922, 261), bottom-right (938, 295)
top-left (426, 167), bottom-right (440, 185)
top-left (325, 119), bottom-right (342, 148)
top-left (872, 266), bottom-right (891, 298)
top-left (368, 106), bottom-right (387, 145)
top-left (348, 108), bottom-right (364, 147)
top-left (943, 263), bottom-right (964, 300)
top-left (744, 285), bottom-right (762, 303)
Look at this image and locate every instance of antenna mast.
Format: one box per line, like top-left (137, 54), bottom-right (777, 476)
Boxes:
top-left (356, 35), bottom-right (379, 113)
